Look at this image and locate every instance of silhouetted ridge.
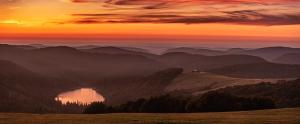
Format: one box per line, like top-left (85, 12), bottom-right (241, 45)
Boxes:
top-left (84, 46), bottom-right (156, 58)
top-left (273, 53), bottom-right (300, 65)
top-left (238, 47), bottom-right (300, 60)
top-left (164, 46), bottom-right (300, 61)
top-left (158, 52), bottom-right (267, 71)
top-left (164, 47), bottom-right (224, 56)
top-left (0, 60), bottom-right (36, 77)
top-left (36, 46), bottom-right (79, 53)
top-left (208, 63), bottom-right (300, 78)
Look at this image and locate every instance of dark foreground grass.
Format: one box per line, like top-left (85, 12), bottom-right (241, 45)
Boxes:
top-left (0, 108), bottom-right (299, 124)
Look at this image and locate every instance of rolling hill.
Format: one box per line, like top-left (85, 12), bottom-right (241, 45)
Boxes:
top-left (273, 53), bottom-right (300, 65)
top-left (237, 47), bottom-right (300, 61)
top-left (158, 52), bottom-right (267, 71)
top-left (207, 63), bottom-right (300, 78)
top-left (0, 45), bottom-right (165, 81)
top-left (82, 46), bottom-right (155, 58)
top-left (92, 68), bottom-right (183, 105)
top-left (164, 47), bottom-right (224, 56)
top-left (164, 46), bottom-right (300, 61)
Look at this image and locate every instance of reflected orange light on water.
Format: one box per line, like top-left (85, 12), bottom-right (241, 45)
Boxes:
top-left (55, 88), bottom-right (105, 105)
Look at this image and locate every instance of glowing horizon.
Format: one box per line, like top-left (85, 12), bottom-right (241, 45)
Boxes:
top-left (0, 0), bottom-right (299, 46)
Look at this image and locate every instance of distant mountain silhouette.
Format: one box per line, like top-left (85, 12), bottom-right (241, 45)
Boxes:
top-left (35, 46), bottom-right (79, 53)
top-left (28, 44), bottom-right (49, 48)
top-left (76, 45), bottom-right (100, 49)
top-left (233, 47), bottom-right (300, 61)
top-left (0, 44), bottom-right (38, 50)
top-left (120, 47), bottom-right (150, 53)
top-left (164, 46), bottom-right (300, 61)
top-left (77, 45), bottom-right (149, 53)
top-left (158, 52), bottom-right (267, 71)
top-left (273, 53), bottom-right (300, 65)
top-left (226, 48), bottom-right (246, 54)
top-left (208, 63), bottom-right (300, 78)
top-left (83, 46), bottom-right (155, 58)
top-left (164, 47), bottom-right (224, 56)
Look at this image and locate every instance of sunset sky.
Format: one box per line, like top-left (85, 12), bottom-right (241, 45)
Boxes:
top-left (0, 0), bottom-right (299, 47)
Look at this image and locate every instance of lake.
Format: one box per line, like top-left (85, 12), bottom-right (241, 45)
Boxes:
top-left (55, 88), bottom-right (105, 105)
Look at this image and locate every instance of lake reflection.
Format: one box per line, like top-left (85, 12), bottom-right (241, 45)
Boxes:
top-left (55, 88), bottom-right (105, 105)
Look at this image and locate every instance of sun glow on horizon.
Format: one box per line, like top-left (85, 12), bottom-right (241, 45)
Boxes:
top-left (0, 0), bottom-right (299, 45)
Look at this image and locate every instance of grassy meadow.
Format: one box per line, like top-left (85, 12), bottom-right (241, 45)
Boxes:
top-left (165, 72), bottom-right (289, 95)
top-left (0, 108), bottom-right (299, 124)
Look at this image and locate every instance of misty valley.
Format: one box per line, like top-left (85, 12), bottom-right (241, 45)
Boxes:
top-left (0, 44), bottom-right (300, 115)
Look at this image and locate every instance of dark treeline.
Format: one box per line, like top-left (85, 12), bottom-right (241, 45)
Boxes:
top-left (83, 92), bottom-right (275, 114)
top-left (218, 78), bottom-right (300, 108)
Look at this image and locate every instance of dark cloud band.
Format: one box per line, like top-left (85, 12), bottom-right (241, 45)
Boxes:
top-left (64, 0), bottom-right (300, 25)
top-left (70, 11), bottom-right (300, 25)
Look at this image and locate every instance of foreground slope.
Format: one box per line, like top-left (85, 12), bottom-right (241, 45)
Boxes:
top-left (218, 78), bottom-right (300, 108)
top-left (0, 108), bottom-right (299, 124)
top-left (165, 72), bottom-right (283, 95)
top-left (0, 60), bottom-right (74, 112)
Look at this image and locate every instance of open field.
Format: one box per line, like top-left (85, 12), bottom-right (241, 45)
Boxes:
top-left (0, 108), bottom-right (299, 124)
top-left (165, 72), bottom-right (291, 95)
